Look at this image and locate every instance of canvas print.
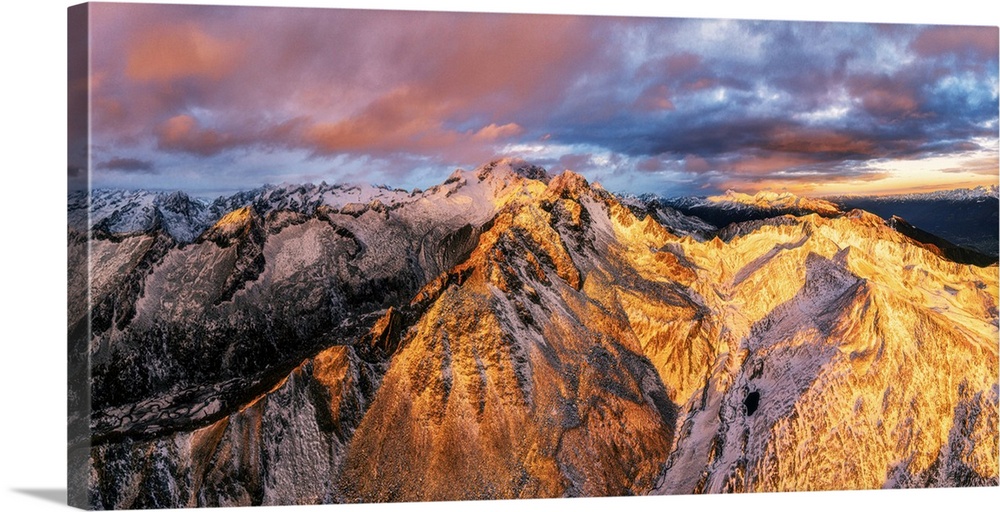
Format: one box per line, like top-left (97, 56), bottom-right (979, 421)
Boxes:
top-left (67, 2), bottom-right (1000, 509)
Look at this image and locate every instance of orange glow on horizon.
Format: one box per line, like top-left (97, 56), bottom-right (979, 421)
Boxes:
top-left (725, 153), bottom-right (999, 197)
top-left (737, 175), bottom-right (998, 197)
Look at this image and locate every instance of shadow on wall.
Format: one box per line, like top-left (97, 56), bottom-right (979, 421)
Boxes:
top-left (12, 488), bottom-right (67, 505)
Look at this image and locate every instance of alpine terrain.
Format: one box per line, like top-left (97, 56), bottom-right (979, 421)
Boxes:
top-left (68, 158), bottom-right (999, 509)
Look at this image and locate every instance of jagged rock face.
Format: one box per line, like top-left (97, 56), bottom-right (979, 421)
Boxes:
top-left (77, 159), bottom-right (540, 433)
top-left (89, 344), bottom-right (381, 509)
top-left (69, 189), bottom-right (219, 243)
top-left (338, 182), bottom-right (688, 501)
top-left (73, 161), bottom-right (999, 509)
top-left (617, 195), bottom-right (716, 241)
top-left (655, 211), bottom-right (999, 493)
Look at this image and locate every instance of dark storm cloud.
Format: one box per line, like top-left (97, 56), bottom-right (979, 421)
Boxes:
top-left (97, 157), bottom-right (156, 172)
top-left (537, 21), bottom-right (996, 193)
top-left (86, 5), bottom-right (998, 194)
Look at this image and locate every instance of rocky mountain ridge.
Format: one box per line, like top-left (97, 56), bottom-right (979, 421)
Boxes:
top-left (69, 158), bottom-right (999, 508)
top-left (633, 187), bottom-right (998, 264)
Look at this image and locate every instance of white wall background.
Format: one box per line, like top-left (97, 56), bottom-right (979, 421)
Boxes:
top-left (1, 1), bottom-right (997, 511)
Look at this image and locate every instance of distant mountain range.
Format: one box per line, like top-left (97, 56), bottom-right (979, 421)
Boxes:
top-left (69, 158), bottom-right (998, 508)
top-left (827, 187), bottom-right (998, 258)
top-left (833, 184), bottom-right (999, 202)
top-left (619, 186), bottom-right (998, 262)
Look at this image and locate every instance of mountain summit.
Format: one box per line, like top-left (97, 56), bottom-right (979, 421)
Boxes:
top-left (474, 157), bottom-right (551, 183)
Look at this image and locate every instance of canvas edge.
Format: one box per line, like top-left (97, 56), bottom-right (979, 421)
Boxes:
top-left (67, 3), bottom-right (92, 510)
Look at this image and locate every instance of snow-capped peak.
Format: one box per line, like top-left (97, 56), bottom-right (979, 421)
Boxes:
top-left (546, 169), bottom-right (590, 198)
top-left (474, 157), bottom-right (550, 183)
top-left (708, 189), bottom-right (841, 215)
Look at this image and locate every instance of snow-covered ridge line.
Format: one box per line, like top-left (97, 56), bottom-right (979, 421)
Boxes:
top-left (825, 184), bottom-right (999, 202)
top-left (706, 189), bottom-right (841, 215)
top-left (68, 157), bottom-right (554, 243)
top-left (69, 158), bottom-right (998, 247)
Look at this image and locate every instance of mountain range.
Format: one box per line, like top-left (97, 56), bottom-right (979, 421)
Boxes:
top-left (68, 158), bottom-right (999, 509)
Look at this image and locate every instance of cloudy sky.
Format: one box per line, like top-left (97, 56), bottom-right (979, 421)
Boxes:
top-left (70, 2), bottom-right (998, 197)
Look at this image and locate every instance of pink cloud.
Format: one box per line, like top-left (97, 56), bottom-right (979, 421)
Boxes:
top-left (636, 157), bottom-right (665, 172)
top-left (125, 24), bottom-right (244, 83)
top-left (472, 123), bottom-right (524, 141)
top-left (727, 153), bottom-right (819, 174)
top-left (846, 75), bottom-right (922, 120)
top-left (634, 84), bottom-right (675, 111)
top-left (763, 127), bottom-right (877, 157)
top-left (682, 77), bottom-right (717, 92)
top-left (156, 114), bottom-right (236, 155)
top-left (91, 6), bottom-right (605, 163)
top-left (638, 52), bottom-right (703, 80)
top-left (665, 53), bottom-right (702, 75)
top-left (682, 155), bottom-right (711, 173)
top-left (556, 153), bottom-right (593, 172)
top-left (911, 26), bottom-right (999, 60)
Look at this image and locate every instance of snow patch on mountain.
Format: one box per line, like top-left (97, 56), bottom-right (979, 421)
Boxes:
top-left (69, 189), bottom-right (216, 242)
